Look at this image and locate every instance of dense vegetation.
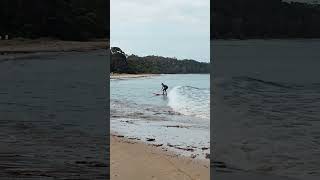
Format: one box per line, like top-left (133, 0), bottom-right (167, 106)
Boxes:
top-left (0, 0), bottom-right (108, 40)
top-left (2, 0), bottom-right (320, 40)
top-left (111, 47), bottom-right (210, 74)
top-left (126, 55), bottom-right (210, 74)
top-left (212, 0), bottom-right (320, 39)
top-left (110, 47), bottom-right (128, 72)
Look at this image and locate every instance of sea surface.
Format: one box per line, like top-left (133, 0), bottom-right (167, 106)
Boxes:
top-left (111, 74), bottom-right (210, 159)
top-left (212, 40), bottom-right (320, 180)
top-left (0, 50), bottom-right (108, 179)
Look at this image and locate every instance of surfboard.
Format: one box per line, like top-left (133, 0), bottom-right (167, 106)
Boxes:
top-left (153, 93), bottom-right (163, 96)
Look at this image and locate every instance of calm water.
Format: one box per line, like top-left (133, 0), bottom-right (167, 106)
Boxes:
top-left (212, 40), bottom-right (320, 180)
top-left (111, 74), bottom-right (210, 159)
top-left (0, 50), bottom-right (108, 179)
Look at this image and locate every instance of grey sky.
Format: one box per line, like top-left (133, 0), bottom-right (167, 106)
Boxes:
top-left (111, 0), bottom-right (210, 62)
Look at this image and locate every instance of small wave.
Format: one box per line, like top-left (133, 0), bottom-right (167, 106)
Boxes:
top-left (235, 76), bottom-right (293, 89)
top-left (167, 86), bottom-right (209, 119)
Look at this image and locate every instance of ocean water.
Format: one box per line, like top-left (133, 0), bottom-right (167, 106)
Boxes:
top-left (111, 74), bottom-right (210, 159)
top-left (0, 50), bottom-right (108, 179)
top-left (213, 40), bottom-right (320, 180)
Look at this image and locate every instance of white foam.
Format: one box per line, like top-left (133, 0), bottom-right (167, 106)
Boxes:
top-left (168, 86), bottom-right (210, 120)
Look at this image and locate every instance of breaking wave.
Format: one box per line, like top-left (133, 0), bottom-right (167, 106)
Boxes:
top-left (168, 86), bottom-right (209, 119)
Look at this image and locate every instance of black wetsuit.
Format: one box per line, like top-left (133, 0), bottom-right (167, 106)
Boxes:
top-left (162, 84), bottom-right (168, 95)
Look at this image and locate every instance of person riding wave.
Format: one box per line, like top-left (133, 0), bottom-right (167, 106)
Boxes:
top-left (161, 83), bottom-right (168, 95)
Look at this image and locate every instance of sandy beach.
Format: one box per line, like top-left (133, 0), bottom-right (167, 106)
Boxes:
top-left (111, 135), bottom-right (209, 180)
top-left (110, 73), bottom-right (159, 79)
top-left (111, 74), bottom-right (210, 179)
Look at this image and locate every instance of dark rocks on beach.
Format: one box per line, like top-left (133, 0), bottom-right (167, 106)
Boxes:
top-left (167, 143), bottom-right (195, 152)
top-left (166, 125), bottom-right (180, 128)
top-left (162, 148), bottom-right (168, 152)
top-left (116, 135), bottom-right (124, 138)
top-left (167, 143), bottom-right (174, 147)
top-left (128, 137), bottom-right (140, 140)
top-left (121, 120), bottom-right (134, 124)
top-left (165, 125), bottom-right (189, 128)
top-left (146, 138), bottom-right (155, 142)
top-left (190, 154), bottom-right (197, 158)
top-left (152, 144), bottom-right (163, 147)
top-left (183, 147), bottom-right (195, 152)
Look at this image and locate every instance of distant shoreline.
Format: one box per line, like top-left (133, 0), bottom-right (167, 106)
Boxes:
top-left (0, 38), bottom-right (108, 54)
top-left (0, 38), bottom-right (108, 61)
top-left (110, 73), bottom-right (159, 79)
top-left (110, 73), bottom-right (210, 80)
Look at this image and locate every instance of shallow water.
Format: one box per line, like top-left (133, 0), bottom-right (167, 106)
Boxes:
top-left (111, 74), bottom-right (210, 159)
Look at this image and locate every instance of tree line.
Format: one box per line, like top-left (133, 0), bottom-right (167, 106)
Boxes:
top-left (4, 0), bottom-right (318, 40)
top-left (111, 47), bottom-right (210, 74)
top-left (212, 0), bottom-right (320, 39)
top-left (0, 0), bottom-right (108, 40)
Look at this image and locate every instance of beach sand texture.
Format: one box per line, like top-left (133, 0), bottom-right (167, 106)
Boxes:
top-left (111, 136), bottom-right (209, 180)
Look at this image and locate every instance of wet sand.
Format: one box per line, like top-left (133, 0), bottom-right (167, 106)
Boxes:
top-left (111, 135), bottom-right (209, 180)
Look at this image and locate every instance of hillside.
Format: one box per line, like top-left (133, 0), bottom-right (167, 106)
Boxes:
top-left (110, 47), bottom-right (210, 74)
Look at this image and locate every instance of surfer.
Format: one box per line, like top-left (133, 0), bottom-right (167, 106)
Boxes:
top-left (161, 83), bottom-right (168, 96)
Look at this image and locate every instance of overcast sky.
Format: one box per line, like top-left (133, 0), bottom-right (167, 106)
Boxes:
top-left (110, 0), bottom-right (210, 62)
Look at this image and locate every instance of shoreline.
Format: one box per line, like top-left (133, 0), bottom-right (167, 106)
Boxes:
top-left (0, 38), bottom-right (108, 54)
top-left (111, 135), bottom-right (209, 180)
top-left (110, 73), bottom-right (159, 79)
top-left (0, 38), bottom-right (108, 61)
top-left (110, 73), bottom-right (209, 80)
top-left (110, 74), bottom-right (211, 179)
